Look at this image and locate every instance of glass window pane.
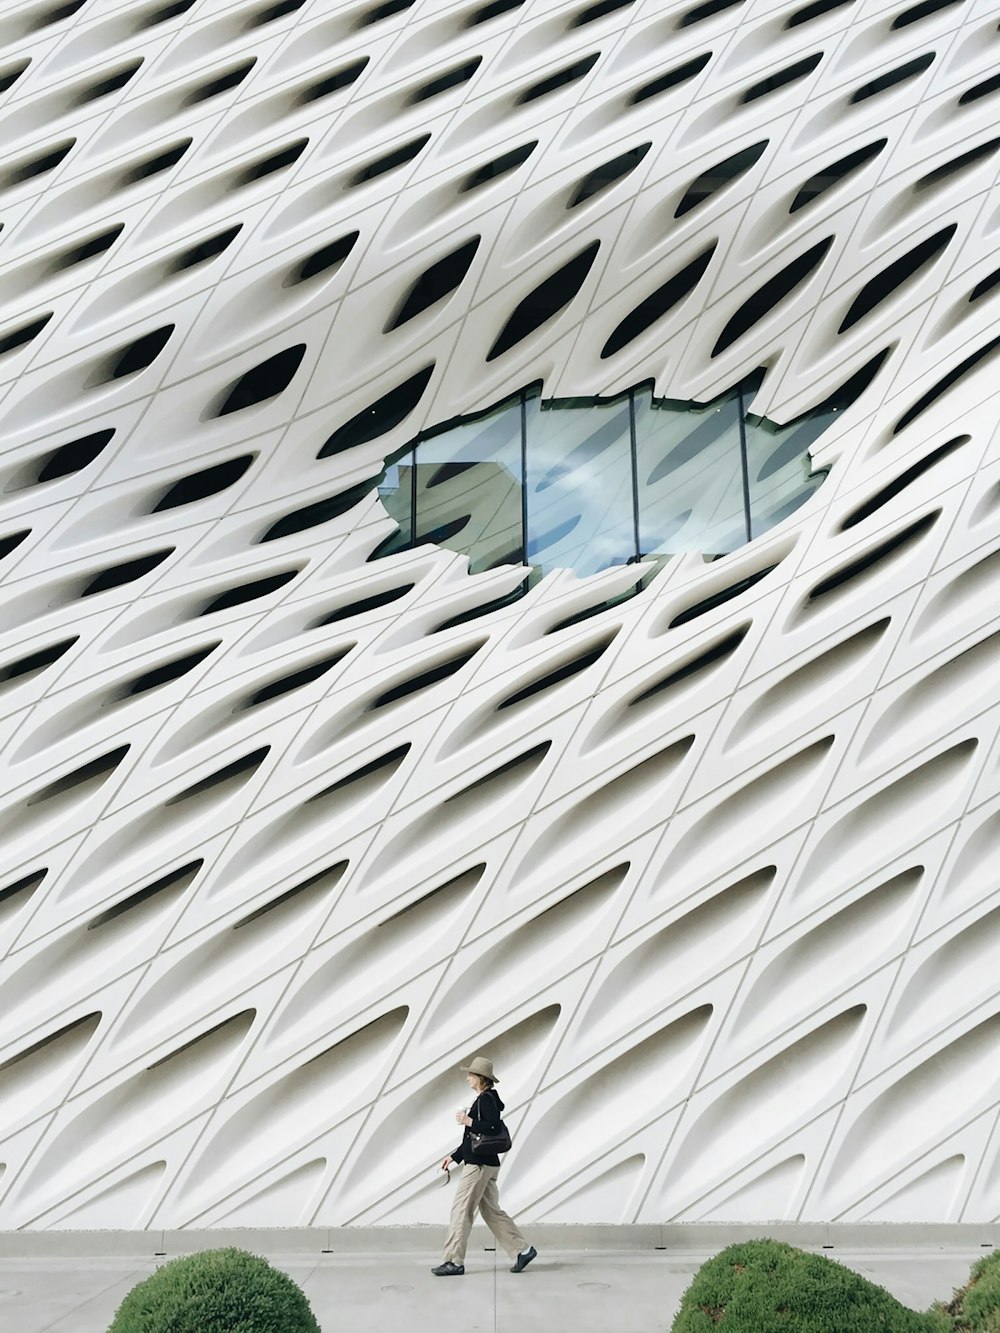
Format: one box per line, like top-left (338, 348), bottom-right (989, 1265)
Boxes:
top-left (377, 447), bottom-right (414, 554)
top-left (414, 399), bottom-right (524, 573)
top-left (744, 408), bottom-right (832, 538)
top-left (634, 387), bottom-right (748, 559)
top-left (524, 392), bottom-right (636, 578)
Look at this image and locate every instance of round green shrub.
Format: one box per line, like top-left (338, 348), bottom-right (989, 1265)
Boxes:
top-left (944, 1247), bottom-right (1000, 1332)
top-left (671, 1238), bottom-right (951, 1333)
top-left (106, 1246), bottom-right (321, 1333)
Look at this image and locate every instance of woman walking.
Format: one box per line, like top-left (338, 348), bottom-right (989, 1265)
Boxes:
top-left (432, 1056), bottom-right (537, 1277)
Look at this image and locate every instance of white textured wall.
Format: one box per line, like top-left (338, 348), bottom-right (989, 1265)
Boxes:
top-left (1, 0), bottom-right (999, 1230)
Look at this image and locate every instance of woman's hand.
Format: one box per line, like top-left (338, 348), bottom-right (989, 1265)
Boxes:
top-left (455, 1111), bottom-right (473, 1126)
top-left (440, 1156), bottom-right (454, 1173)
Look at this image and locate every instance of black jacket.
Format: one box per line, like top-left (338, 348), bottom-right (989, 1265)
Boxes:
top-left (451, 1089), bottom-right (504, 1168)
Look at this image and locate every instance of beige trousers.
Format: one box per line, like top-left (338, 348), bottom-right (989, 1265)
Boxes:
top-left (442, 1164), bottom-right (528, 1264)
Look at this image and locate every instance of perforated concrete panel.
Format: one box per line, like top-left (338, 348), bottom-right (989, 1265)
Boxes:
top-left (1, 0), bottom-right (1000, 1230)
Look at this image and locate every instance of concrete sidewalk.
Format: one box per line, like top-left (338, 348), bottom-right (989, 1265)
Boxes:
top-left (0, 1227), bottom-right (995, 1333)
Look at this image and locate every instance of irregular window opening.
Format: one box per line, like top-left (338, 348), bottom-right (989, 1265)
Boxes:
top-left (675, 141), bottom-right (767, 218)
top-left (260, 481), bottom-right (380, 542)
top-left (969, 268), bottom-right (1000, 303)
top-left (118, 139), bottom-right (190, 187)
top-left (849, 51), bottom-right (935, 103)
top-left (0, 59), bottom-right (31, 95)
top-left (789, 139), bottom-right (886, 213)
top-left (368, 643), bottom-right (483, 710)
top-left (487, 241), bottom-right (600, 361)
top-left (358, 0), bottom-right (415, 24)
top-left (805, 511), bottom-right (939, 604)
top-left (632, 624), bottom-right (749, 702)
top-left (668, 565), bottom-right (778, 629)
top-left (306, 744), bottom-right (409, 802)
top-left (35, 429), bottom-right (114, 484)
top-left (891, 0), bottom-right (962, 27)
top-left (313, 583), bottom-right (413, 627)
top-left (546, 577), bottom-right (645, 633)
top-left (0, 530), bottom-right (29, 563)
top-left (432, 579), bottom-right (530, 631)
top-left (184, 59), bottom-right (256, 106)
top-left (151, 454), bottom-right (255, 512)
top-left (168, 224), bottom-right (242, 274)
top-left (199, 568), bottom-right (299, 616)
top-left (100, 325), bottom-right (174, 381)
top-left (240, 650), bottom-right (350, 709)
top-left (28, 745), bottom-right (129, 805)
top-left (245, 0), bottom-right (305, 28)
top-left (630, 52), bottom-right (711, 104)
top-left (460, 141), bottom-right (537, 192)
top-left (0, 1012), bottom-right (99, 1077)
top-left (232, 861), bottom-right (347, 928)
top-left (0, 314), bottom-right (51, 357)
top-left (3, 139), bottom-right (74, 188)
top-left (0, 869), bottom-right (46, 912)
top-left (497, 633), bottom-right (616, 711)
top-left (408, 57), bottom-right (481, 104)
top-left (81, 549), bottom-right (173, 597)
top-left (386, 238), bottom-right (481, 331)
top-left (215, 344), bottom-right (306, 416)
top-left (516, 52), bottom-right (600, 104)
top-left (785, 0), bottom-right (854, 25)
top-left (146, 1010), bottom-right (254, 1070)
top-left (840, 435), bottom-right (968, 530)
top-left (119, 644), bottom-right (219, 698)
top-left (235, 138), bottom-right (308, 187)
top-left (572, 0), bottom-right (634, 23)
top-left (678, 0), bottom-right (744, 25)
top-left (71, 59), bottom-right (142, 107)
top-left (165, 748), bottom-right (269, 805)
top-left (288, 231), bottom-right (358, 284)
top-left (914, 138), bottom-right (1000, 192)
top-left (712, 236), bottom-right (832, 356)
top-left (740, 52), bottom-right (822, 103)
top-left (48, 224), bottom-right (125, 273)
top-left (351, 134), bottom-right (430, 185)
top-left (295, 57), bottom-right (369, 105)
top-left (319, 364), bottom-right (434, 457)
top-left (569, 143), bottom-right (650, 208)
top-left (88, 860), bottom-right (202, 928)
top-left (895, 331), bottom-right (1000, 434)
top-left (467, 0), bottom-right (525, 24)
top-left (601, 243), bottom-right (715, 359)
top-left (959, 72), bottom-right (1000, 106)
top-left (839, 224), bottom-right (956, 332)
top-left (0, 637), bottom-right (77, 687)
top-left (140, 0), bottom-right (197, 27)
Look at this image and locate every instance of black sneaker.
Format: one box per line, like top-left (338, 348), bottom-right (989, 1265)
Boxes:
top-left (432, 1262), bottom-right (465, 1276)
top-left (509, 1246), bottom-right (537, 1274)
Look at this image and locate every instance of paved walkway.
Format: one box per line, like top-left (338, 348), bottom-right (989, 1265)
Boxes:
top-left (0, 1231), bottom-right (992, 1333)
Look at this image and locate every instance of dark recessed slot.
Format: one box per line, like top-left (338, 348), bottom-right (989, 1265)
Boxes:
top-left (712, 237), bottom-right (832, 356)
top-left (146, 1010), bottom-right (255, 1071)
top-left (351, 134), bottom-right (430, 185)
top-left (0, 59), bottom-right (31, 95)
top-left (785, 0), bottom-right (854, 25)
top-left (216, 344), bottom-right (306, 416)
top-left (958, 72), bottom-right (1000, 106)
top-left (0, 313), bottom-right (51, 356)
top-left (419, 514), bottom-right (471, 545)
top-left (184, 59), bottom-right (256, 106)
top-left (314, 583), bottom-right (414, 626)
top-left (33, 0), bottom-right (87, 28)
top-left (895, 330), bottom-right (1000, 434)
top-left (369, 644), bottom-right (483, 709)
top-left (675, 140), bottom-right (767, 218)
top-left (166, 747), bottom-right (269, 805)
top-left (72, 59), bottom-right (142, 106)
top-left (4, 139), bottom-right (74, 187)
top-left (572, 0), bottom-right (634, 23)
top-left (497, 635), bottom-right (615, 711)
top-left (141, 0), bottom-right (197, 26)
top-left (242, 651), bottom-right (350, 709)
top-left (151, 454), bottom-right (254, 512)
top-left (678, 0), bottom-right (744, 25)
top-left (0, 636), bottom-right (77, 686)
top-left (296, 57), bottom-right (369, 105)
top-left (569, 143), bottom-right (650, 208)
top-left (839, 224), bottom-right (956, 333)
top-left (88, 860), bottom-right (202, 929)
top-left (629, 51), bottom-right (711, 104)
top-left (307, 744), bottom-right (410, 801)
top-left (386, 237), bottom-right (481, 331)
top-left (487, 241), bottom-right (600, 361)
top-left (849, 51), bottom-right (935, 103)
top-left (807, 511), bottom-right (938, 603)
top-left (200, 568), bottom-right (299, 616)
top-left (235, 138), bottom-right (308, 187)
top-left (969, 268), bottom-right (1000, 303)
top-left (232, 861), bottom-right (347, 928)
top-left (546, 577), bottom-right (643, 634)
top-left (516, 52), bottom-right (600, 104)
top-left (668, 566), bottom-right (778, 628)
top-left (632, 625), bottom-right (749, 702)
top-left (789, 139), bottom-right (886, 213)
top-left (36, 428), bottom-right (114, 483)
top-left (891, 0), bottom-right (962, 27)
top-left (260, 480), bottom-right (378, 541)
top-left (319, 364), bottom-right (434, 457)
top-left (816, 345), bottom-right (891, 413)
top-left (601, 243), bottom-right (715, 359)
top-left (81, 548), bottom-right (172, 597)
top-left (120, 139), bottom-right (190, 185)
top-left (0, 529), bottom-right (29, 562)
top-left (102, 325), bottom-right (174, 380)
top-left (0, 1012), bottom-right (99, 1078)
top-left (49, 224), bottom-right (125, 272)
top-left (358, 0), bottom-right (415, 24)
top-left (840, 435), bottom-right (968, 530)
top-left (0, 868), bottom-right (46, 909)
top-left (432, 579), bottom-right (530, 631)
top-left (915, 137), bottom-right (1000, 191)
top-left (28, 745), bottom-right (129, 805)
top-left (408, 56), bottom-right (482, 104)
top-left (444, 742), bottom-right (550, 808)
top-left (168, 224), bottom-right (242, 273)
top-left (246, 0), bottom-right (305, 27)
top-left (741, 52), bottom-right (822, 103)
top-left (467, 0), bottom-right (524, 24)
top-left (288, 231), bottom-right (358, 284)
top-left (460, 141), bottom-right (537, 192)
top-left (120, 643), bottom-right (219, 697)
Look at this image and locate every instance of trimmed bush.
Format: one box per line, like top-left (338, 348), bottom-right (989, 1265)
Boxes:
top-left (671, 1238), bottom-right (951, 1333)
top-left (941, 1248), bottom-right (1000, 1331)
top-left (106, 1246), bottom-right (321, 1333)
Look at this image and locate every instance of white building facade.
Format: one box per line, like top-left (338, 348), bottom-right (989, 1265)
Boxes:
top-left (1, 0), bottom-right (999, 1230)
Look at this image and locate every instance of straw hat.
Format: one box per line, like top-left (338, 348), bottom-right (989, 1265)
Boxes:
top-left (460, 1056), bottom-right (499, 1083)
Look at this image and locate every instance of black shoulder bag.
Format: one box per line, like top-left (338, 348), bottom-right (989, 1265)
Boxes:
top-left (469, 1092), bottom-right (512, 1159)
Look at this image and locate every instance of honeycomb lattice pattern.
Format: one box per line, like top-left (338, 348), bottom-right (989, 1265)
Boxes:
top-left (1, 0), bottom-right (1000, 1229)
